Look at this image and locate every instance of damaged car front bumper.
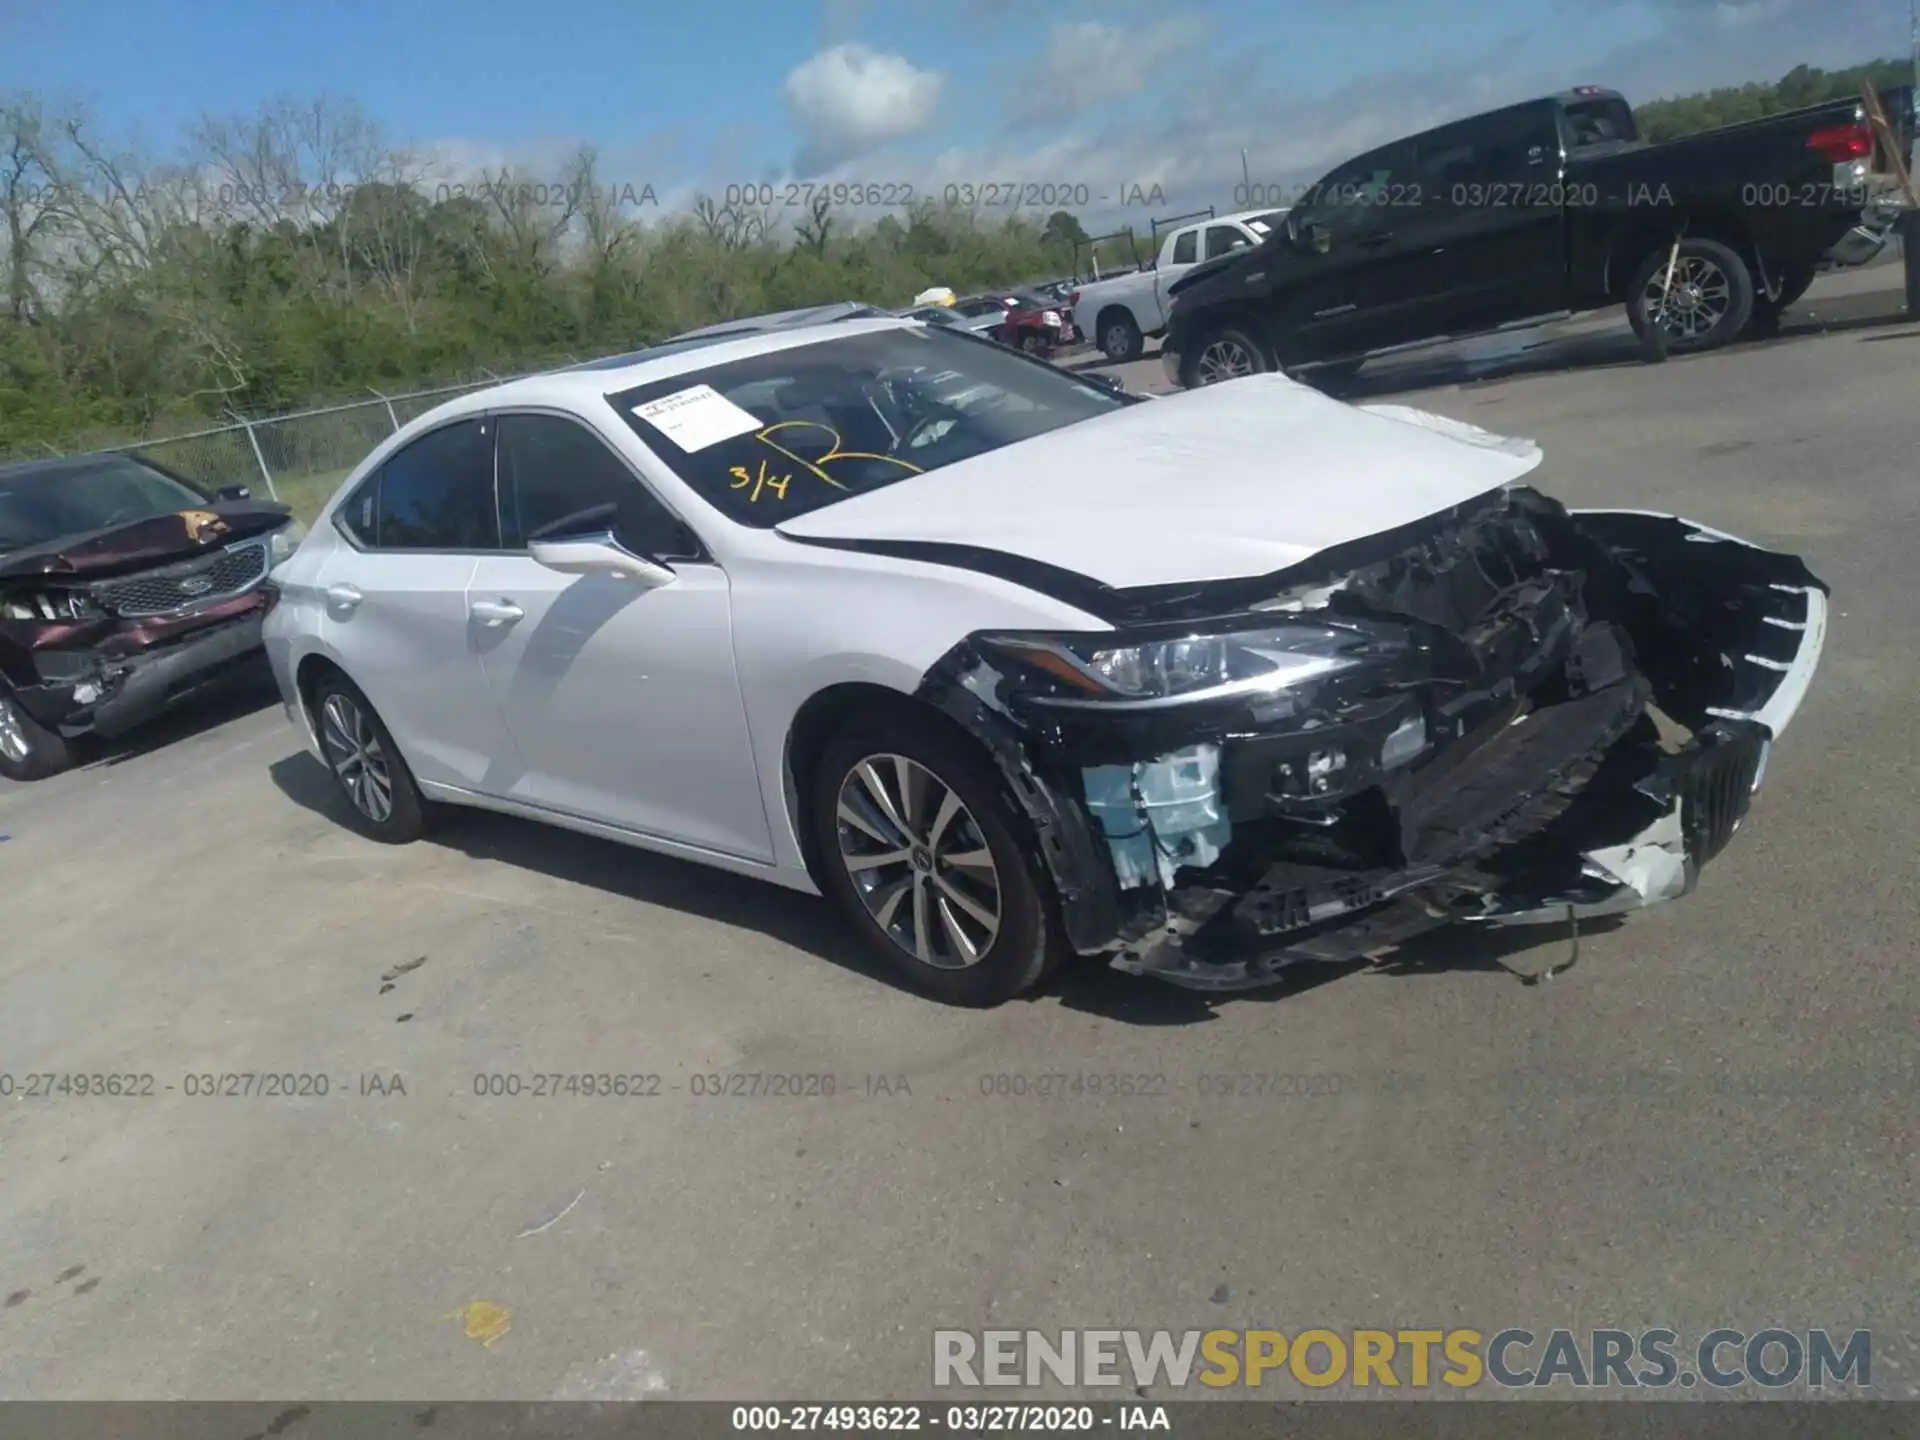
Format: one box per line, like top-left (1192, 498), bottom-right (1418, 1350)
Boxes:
top-left (917, 490), bottom-right (1828, 991)
top-left (7, 596), bottom-right (273, 741)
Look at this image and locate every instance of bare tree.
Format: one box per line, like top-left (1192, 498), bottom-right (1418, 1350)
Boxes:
top-left (794, 193), bottom-right (835, 258)
top-left (0, 96), bottom-right (60, 322)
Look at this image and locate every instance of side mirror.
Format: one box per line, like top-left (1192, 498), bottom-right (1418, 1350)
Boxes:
top-left (530, 531), bottom-right (677, 588)
top-left (215, 484), bottom-right (252, 501)
top-left (527, 504), bottom-right (677, 588)
top-left (1297, 221), bottom-right (1332, 255)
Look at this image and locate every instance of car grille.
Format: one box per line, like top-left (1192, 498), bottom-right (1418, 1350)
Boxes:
top-left (94, 538), bottom-right (271, 618)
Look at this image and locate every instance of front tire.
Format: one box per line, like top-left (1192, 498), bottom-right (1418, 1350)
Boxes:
top-left (1181, 325), bottom-right (1272, 388)
top-left (0, 687), bottom-right (76, 782)
top-left (1626, 237), bottom-right (1754, 353)
top-left (309, 673), bottom-right (428, 843)
top-left (809, 718), bottom-right (1058, 1006)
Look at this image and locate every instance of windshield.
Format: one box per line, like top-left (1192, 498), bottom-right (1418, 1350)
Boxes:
top-left (0, 455), bottom-right (209, 554)
top-left (609, 326), bottom-right (1128, 528)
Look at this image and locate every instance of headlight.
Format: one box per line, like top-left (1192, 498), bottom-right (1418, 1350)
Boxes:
top-left (981, 623), bottom-right (1387, 709)
top-left (268, 518), bottom-right (308, 563)
top-left (2, 590), bottom-right (103, 622)
top-left (1043, 310), bottom-right (1062, 326)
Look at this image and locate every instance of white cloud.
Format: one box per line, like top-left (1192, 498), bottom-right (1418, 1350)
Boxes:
top-left (771, 0), bottom-right (1900, 242)
top-left (1007, 19), bottom-right (1207, 126)
top-left (783, 44), bottom-right (945, 175)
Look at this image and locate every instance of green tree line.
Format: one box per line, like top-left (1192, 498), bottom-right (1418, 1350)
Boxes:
top-left (1632, 58), bottom-right (1913, 142)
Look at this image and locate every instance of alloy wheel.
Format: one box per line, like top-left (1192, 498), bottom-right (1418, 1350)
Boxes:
top-left (834, 754), bottom-right (1002, 970)
top-left (0, 696), bottom-right (30, 764)
top-left (1196, 337), bottom-right (1258, 384)
top-left (1102, 323), bottom-right (1134, 358)
top-left (1645, 255), bottom-right (1730, 340)
top-left (319, 691), bottom-right (394, 824)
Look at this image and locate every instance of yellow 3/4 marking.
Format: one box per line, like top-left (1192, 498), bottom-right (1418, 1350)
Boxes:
top-left (754, 421), bottom-right (923, 491)
top-left (728, 458), bottom-right (792, 503)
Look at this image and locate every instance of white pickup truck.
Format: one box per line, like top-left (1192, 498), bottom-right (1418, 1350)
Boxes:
top-left (1071, 208), bottom-right (1289, 362)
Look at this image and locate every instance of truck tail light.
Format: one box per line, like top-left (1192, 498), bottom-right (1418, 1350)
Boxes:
top-left (1068, 290), bottom-right (1081, 307)
top-left (1807, 120), bottom-right (1873, 163)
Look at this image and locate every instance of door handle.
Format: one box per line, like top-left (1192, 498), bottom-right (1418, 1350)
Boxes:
top-left (324, 583), bottom-right (362, 611)
top-left (1358, 231), bottom-right (1396, 249)
top-left (469, 598), bottom-right (524, 626)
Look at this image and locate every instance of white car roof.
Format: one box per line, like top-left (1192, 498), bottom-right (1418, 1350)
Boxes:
top-left (402, 316), bottom-right (922, 432)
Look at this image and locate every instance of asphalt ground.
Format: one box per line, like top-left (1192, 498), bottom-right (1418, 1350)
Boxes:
top-left (2, 268), bottom-right (1916, 1403)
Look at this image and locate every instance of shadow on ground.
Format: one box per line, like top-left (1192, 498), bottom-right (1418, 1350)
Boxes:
top-left (268, 749), bottom-right (906, 994)
top-left (270, 748), bottom-right (1628, 1026)
top-left (79, 664), bottom-right (281, 772)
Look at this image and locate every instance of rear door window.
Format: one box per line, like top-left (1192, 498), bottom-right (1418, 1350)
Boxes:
top-left (342, 417), bottom-right (499, 550)
top-left (1170, 230), bottom-right (1199, 264)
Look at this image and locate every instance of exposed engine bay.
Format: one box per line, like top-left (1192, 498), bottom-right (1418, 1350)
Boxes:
top-left (917, 484), bottom-right (1828, 990)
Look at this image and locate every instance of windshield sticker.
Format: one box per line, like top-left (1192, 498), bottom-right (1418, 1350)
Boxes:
top-left (1248, 220), bottom-right (1270, 235)
top-left (633, 384), bottom-right (764, 452)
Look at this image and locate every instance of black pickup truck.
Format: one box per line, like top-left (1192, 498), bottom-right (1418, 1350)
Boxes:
top-left (1161, 84), bottom-right (1917, 389)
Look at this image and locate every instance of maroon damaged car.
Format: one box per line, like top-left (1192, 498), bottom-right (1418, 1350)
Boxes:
top-left (0, 452), bottom-right (305, 780)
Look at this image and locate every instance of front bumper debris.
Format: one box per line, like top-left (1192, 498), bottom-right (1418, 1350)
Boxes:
top-left (12, 611), bottom-right (269, 739)
top-left (917, 491), bottom-right (1828, 992)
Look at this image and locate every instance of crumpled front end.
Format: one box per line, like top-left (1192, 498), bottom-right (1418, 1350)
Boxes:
top-left (915, 487), bottom-right (1828, 991)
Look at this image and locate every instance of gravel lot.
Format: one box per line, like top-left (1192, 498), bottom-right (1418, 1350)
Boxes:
top-left (3, 271), bottom-right (1917, 1402)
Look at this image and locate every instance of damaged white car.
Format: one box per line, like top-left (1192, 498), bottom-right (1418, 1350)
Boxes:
top-left (263, 318), bottom-right (1827, 1004)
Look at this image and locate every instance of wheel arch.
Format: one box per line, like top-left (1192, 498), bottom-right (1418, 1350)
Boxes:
top-left (1605, 208), bottom-right (1758, 302)
top-left (782, 681), bottom-right (983, 894)
top-left (292, 651), bottom-right (427, 781)
top-left (1185, 305), bottom-right (1281, 373)
top-left (1093, 303), bottom-right (1141, 338)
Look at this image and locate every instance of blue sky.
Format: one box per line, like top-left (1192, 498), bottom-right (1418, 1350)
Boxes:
top-left (7, 0), bottom-right (1909, 225)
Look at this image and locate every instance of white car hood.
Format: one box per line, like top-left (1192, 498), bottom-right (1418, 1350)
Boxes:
top-left (774, 373), bottom-right (1544, 589)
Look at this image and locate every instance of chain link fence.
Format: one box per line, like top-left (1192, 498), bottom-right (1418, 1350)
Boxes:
top-left (17, 360), bottom-right (585, 523)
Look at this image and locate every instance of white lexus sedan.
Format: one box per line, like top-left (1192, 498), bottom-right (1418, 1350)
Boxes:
top-left (263, 317), bottom-right (1827, 1005)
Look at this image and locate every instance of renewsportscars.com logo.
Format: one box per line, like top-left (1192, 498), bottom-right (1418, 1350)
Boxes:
top-left (932, 1328), bottom-right (1872, 1391)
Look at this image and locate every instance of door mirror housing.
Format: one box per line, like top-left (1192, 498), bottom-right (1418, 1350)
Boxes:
top-left (215, 484), bottom-right (252, 501)
top-left (529, 531), bottom-right (677, 588)
top-left (526, 503), bottom-right (677, 588)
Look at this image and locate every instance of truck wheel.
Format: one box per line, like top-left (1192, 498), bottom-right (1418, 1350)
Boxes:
top-left (1096, 310), bottom-right (1144, 363)
top-left (1626, 238), bottom-right (1754, 353)
top-left (1181, 326), bottom-right (1270, 388)
top-left (0, 687), bottom-right (76, 782)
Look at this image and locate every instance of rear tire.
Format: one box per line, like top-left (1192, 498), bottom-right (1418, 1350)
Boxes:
top-left (308, 672), bottom-right (428, 843)
top-left (1626, 237), bottom-right (1754, 354)
top-left (1096, 310), bottom-right (1144, 363)
top-left (808, 717), bottom-right (1059, 1006)
top-left (0, 687), bottom-right (76, 782)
